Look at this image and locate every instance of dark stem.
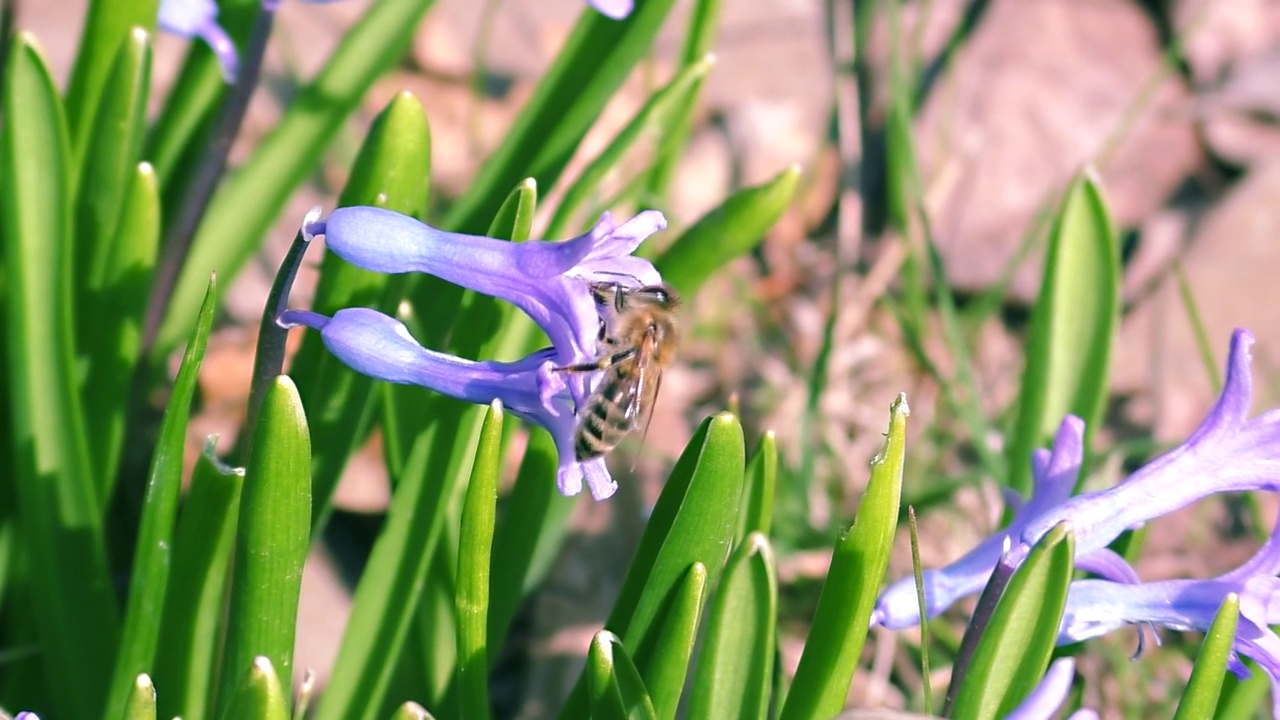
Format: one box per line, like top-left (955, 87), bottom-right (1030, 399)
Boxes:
top-left (139, 3), bottom-right (279, 359)
top-left (943, 548), bottom-right (1019, 716)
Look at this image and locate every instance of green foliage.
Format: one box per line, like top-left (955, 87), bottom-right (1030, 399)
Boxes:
top-left (0, 3), bottom-right (1259, 719)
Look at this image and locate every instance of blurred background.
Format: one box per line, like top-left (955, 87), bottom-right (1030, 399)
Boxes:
top-left (17, 0), bottom-right (1280, 715)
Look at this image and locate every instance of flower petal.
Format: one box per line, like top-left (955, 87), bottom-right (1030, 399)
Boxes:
top-left (589, 0), bottom-right (634, 20)
top-left (1005, 658), bottom-right (1077, 720)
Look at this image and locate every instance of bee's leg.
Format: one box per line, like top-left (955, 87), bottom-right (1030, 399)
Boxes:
top-left (553, 347), bottom-right (638, 373)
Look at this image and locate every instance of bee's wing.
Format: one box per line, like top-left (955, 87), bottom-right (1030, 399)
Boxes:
top-left (623, 337), bottom-right (657, 426)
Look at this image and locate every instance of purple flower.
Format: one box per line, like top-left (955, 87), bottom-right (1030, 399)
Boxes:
top-left (874, 328), bottom-right (1279, 629)
top-left (158, 0), bottom-right (238, 81)
top-left (1059, 510), bottom-right (1280, 718)
top-left (314, 205), bottom-right (666, 409)
top-left (281, 305), bottom-right (617, 499)
top-left (15, 713), bottom-right (42, 720)
top-left (158, 0), bottom-right (341, 82)
top-left (589, 0), bottom-right (633, 19)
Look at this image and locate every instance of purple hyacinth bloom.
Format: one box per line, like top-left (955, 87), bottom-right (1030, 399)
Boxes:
top-left (589, 0), bottom-right (633, 19)
top-left (281, 305), bottom-right (617, 499)
top-left (158, 0), bottom-right (239, 81)
top-left (874, 328), bottom-right (1279, 629)
top-left (15, 713), bottom-right (41, 720)
top-left (1059, 509), bottom-right (1280, 718)
top-left (315, 206), bottom-right (666, 409)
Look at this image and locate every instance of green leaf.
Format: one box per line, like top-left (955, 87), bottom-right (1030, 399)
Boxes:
top-left (2, 33), bottom-right (119, 719)
top-left (105, 276), bottom-right (216, 720)
top-left (456, 401), bottom-right (505, 720)
top-left (313, 399), bottom-right (466, 720)
top-left (219, 657), bottom-right (291, 720)
top-left (655, 164), bottom-right (800, 297)
top-left (289, 90), bottom-right (432, 532)
top-left (488, 178), bottom-right (538, 242)
top-left (737, 431), bottom-right (777, 542)
top-left (154, 0), bottom-right (438, 353)
top-left (64, 0), bottom-right (159, 154)
top-left (587, 631), bottom-right (658, 720)
top-left (486, 428), bottom-right (577, 660)
top-left (217, 377), bottom-right (312, 715)
top-left (80, 161), bottom-right (161, 498)
top-left (1006, 168), bottom-right (1118, 495)
top-left (949, 522), bottom-right (1075, 720)
top-left (1175, 593), bottom-right (1240, 720)
top-left (444, 0), bottom-right (680, 234)
top-left (121, 673), bottom-right (157, 720)
top-left (884, 95), bottom-right (920, 237)
top-left (645, 0), bottom-right (723, 198)
top-left (543, 54), bottom-right (717, 239)
top-left (688, 533), bottom-right (777, 720)
top-left (153, 442), bottom-right (245, 720)
top-left (644, 562), bottom-right (708, 720)
top-left (779, 394), bottom-right (908, 720)
top-left (560, 412), bottom-right (746, 718)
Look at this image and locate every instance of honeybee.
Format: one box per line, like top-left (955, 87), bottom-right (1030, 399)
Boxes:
top-left (557, 282), bottom-right (681, 460)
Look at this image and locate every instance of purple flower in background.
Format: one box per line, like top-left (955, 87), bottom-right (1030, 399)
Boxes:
top-left (316, 206), bottom-right (666, 409)
top-left (1005, 658), bottom-right (1095, 720)
top-left (158, 0), bottom-right (341, 82)
top-left (14, 713), bottom-right (41, 720)
top-left (1059, 508), bottom-right (1280, 718)
top-left (158, 0), bottom-right (238, 81)
top-left (590, 0), bottom-right (633, 19)
top-left (874, 328), bottom-right (1280, 628)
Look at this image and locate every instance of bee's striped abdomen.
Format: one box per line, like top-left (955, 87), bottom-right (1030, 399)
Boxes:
top-left (575, 366), bottom-right (641, 460)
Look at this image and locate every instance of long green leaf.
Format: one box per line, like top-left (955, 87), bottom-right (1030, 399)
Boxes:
top-left (456, 402), bottom-right (505, 720)
top-left (313, 397), bottom-right (465, 720)
top-left (1006, 169), bottom-right (1118, 495)
top-left (1175, 593), bottom-right (1240, 720)
top-left (486, 428), bottom-right (577, 661)
top-left (105, 276), bottom-right (217, 720)
top-left (82, 161), bottom-right (161, 506)
top-left (443, 0), bottom-right (679, 234)
top-left (290, 90), bottom-right (432, 532)
top-left (949, 522), bottom-right (1075, 720)
top-left (560, 412), bottom-right (746, 718)
top-left (737, 431), bottom-right (777, 542)
top-left (2, 33), bottom-right (119, 719)
top-left (688, 533), bottom-right (777, 720)
top-left (216, 377), bottom-right (312, 715)
top-left (63, 0), bottom-right (158, 153)
top-left (152, 443), bottom-right (245, 720)
top-left (655, 164), bottom-right (800, 297)
top-left (587, 631), bottom-right (658, 720)
top-left (779, 394), bottom-right (908, 720)
top-left (154, 0), bottom-right (437, 353)
top-left (644, 562), bottom-right (708, 720)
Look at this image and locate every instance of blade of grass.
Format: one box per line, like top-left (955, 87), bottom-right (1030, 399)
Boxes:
top-left (152, 442), bottom-right (245, 720)
top-left (2, 33), bottom-right (119, 719)
top-left (779, 394), bottom-right (909, 720)
top-left (654, 164), bottom-right (800, 297)
top-left (105, 276), bottom-right (217, 720)
top-left (443, 0), bottom-right (679, 234)
top-left (687, 534), bottom-right (777, 720)
top-left (456, 402), bottom-right (505, 720)
top-left (216, 377), bottom-right (312, 715)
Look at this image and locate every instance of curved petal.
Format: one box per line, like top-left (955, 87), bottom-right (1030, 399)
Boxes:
top-left (589, 0), bottom-right (634, 19)
top-left (1005, 658), bottom-right (1076, 720)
